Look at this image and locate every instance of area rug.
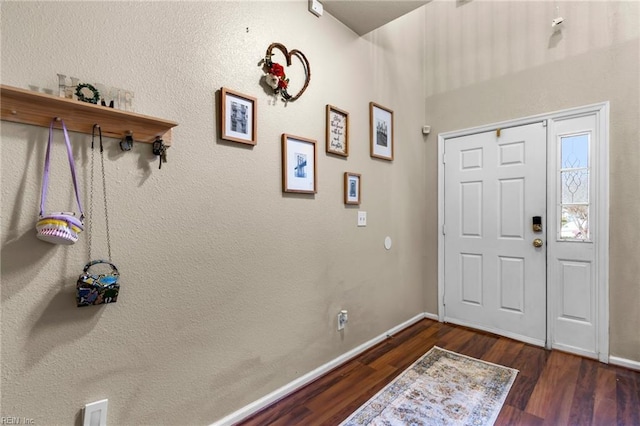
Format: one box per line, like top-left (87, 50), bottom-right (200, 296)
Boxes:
top-left (340, 346), bottom-right (518, 426)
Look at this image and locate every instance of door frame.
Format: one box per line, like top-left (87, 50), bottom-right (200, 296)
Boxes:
top-left (437, 102), bottom-right (609, 362)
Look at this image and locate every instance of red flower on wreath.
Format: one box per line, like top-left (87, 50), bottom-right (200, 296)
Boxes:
top-left (264, 56), bottom-right (292, 101)
top-left (270, 63), bottom-right (285, 78)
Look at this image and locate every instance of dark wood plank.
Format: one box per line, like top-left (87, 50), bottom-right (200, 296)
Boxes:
top-left (482, 337), bottom-right (525, 367)
top-left (268, 405), bottom-right (313, 426)
top-left (525, 351), bottom-right (581, 424)
top-left (436, 325), bottom-right (478, 352)
top-left (568, 358), bottom-right (598, 425)
top-left (503, 344), bottom-right (550, 411)
top-left (306, 364), bottom-right (398, 425)
top-left (616, 367), bottom-right (640, 426)
top-left (496, 404), bottom-right (544, 426)
top-left (457, 332), bottom-right (499, 359)
top-left (236, 319), bottom-right (640, 426)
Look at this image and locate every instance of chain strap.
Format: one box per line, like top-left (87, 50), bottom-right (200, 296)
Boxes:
top-left (89, 125), bottom-right (112, 262)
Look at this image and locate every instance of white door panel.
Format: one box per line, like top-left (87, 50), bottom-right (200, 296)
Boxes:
top-left (444, 122), bottom-right (547, 344)
top-left (547, 113), bottom-right (601, 358)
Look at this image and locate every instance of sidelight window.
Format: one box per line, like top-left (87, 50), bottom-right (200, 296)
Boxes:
top-left (559, 133), bottom-right (590, 241)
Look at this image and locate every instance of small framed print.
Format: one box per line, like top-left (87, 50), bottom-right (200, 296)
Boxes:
top-left (221, 87), bottom-right (257, 145)
top-left (370, 102), bottom-right (394, 161)
top-left (326, 105), bottom-right (349, 157)
top-left (282, 134), bottom-right (317, 194)
top-left (344, 172), bottom-right (361, 205)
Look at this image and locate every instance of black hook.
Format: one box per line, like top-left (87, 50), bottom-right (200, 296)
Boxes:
top-left (120, 133), bottom-right (133, 151)
top-left (152, 137), bottom-right (166, 169)
top-left (92, 124), bottom-right (103, 151)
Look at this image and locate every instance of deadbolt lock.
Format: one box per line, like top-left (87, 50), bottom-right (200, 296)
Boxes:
top-left (532, 216), bottom-right (542, 233)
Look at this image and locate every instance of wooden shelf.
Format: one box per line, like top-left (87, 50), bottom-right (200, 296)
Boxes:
top-left (1, 84), bottom-right (178, 146)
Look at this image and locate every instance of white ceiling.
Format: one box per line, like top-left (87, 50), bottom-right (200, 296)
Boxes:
top-left (322, 0), bottom-right (431, 36)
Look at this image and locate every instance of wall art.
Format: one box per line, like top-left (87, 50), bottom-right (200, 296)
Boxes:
top-left (370, 102), bottom-right (394, 161)
top-left (220, 87), bottom-right (257, 145)
top-left (282, 134), bottom-right (317, 194)
top-left (326, 105), bottom-right (349, 157)
top-left (344, 172), bottom-right (361, 205)
top-left (263, 43), bottom-right (311, 102)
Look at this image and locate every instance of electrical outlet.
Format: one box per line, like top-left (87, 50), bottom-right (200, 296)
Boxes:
top-left (84, 399), bottom-right (108, 426)
top-left (338, 310), bottom-right (348, 331)
top-left (357, 211), bottom-right (367, 227)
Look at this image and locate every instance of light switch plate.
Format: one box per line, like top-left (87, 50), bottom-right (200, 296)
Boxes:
top-left (84, 399), bottom-right (108, 426)
top-left (358, 211), bottom-right (367, 227)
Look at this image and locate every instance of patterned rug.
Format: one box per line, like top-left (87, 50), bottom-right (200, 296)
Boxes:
top-left (340, 346), bottom-right (518, 426)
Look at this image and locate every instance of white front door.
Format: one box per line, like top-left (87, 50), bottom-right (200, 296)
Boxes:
top-left (443, 122), bottom-right (547, 345)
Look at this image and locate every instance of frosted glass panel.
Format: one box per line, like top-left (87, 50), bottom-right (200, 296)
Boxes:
top-left (561, 170), bottom-right (589, 203)
top-left (561, 135), bottom-right (589, 169)
top-left (559, 134), bottom-right (590, 241)
top-left (561, 205), bottom-right (589, 240)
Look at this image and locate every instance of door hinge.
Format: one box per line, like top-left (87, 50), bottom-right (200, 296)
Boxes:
top-left (442, 224), bottom-right (446, 235)
top-left (442, 153), bottom-right (446, 164)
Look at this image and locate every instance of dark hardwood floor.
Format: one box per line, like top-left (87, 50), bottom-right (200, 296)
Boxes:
top-left (238, 318), bottom-right (640, 426)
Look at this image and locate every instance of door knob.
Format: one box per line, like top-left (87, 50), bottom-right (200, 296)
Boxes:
top-left (533, 238), bottom-right (544, 248)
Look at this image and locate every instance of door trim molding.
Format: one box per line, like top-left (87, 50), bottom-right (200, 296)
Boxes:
top-left (437, 102), bottom-right (609, 361)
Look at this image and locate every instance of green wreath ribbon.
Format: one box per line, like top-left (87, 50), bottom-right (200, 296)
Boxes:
top-left (75, 83), bottom-right (101, 104)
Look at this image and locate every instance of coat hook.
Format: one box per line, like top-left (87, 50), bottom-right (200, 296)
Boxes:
top-left (152, 137), bottom-right (167, 169)
top-left (120, 131), bottom-right (133, 151)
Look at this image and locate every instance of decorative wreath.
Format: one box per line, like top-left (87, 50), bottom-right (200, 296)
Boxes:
top-left (263, 43), bottom-right (311, 102)
top-left (75, 83), bottom-right (101, 104)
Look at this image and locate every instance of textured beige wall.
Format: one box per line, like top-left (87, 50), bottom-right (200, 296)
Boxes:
top-left (422, 0), bottom-right (640, 360)
top-left (1, 1), bottom-right (428, 424)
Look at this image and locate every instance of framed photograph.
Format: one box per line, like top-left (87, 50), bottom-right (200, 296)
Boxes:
top-left (282, 134), bottom-right (317, 194)
top-left (344, 172), bottom-right (361, 205)
top-left (221, 87), bottom-right (257, 145)
top-left (326, 104), bottom-right (349, 157)
top-left (369, 102), bottom-right (394, 161)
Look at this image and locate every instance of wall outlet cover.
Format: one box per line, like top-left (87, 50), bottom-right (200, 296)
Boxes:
top-left (357, 211), bottom-right (367, 227)
top-left (84, 399), bottom-right (108, 426)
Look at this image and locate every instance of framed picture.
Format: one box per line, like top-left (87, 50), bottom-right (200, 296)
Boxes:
top-left (344, 172), bottom-right (361, 205)
top-left (326, 104), bottom-right (349, 157)
top-left (220, 87), bottom-right (257, 145)
top-left (282, 134), bottom-right (317, 194)
top-left (369, 102), bottom-right (394, 161)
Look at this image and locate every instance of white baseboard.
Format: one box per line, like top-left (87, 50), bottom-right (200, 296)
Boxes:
top-left (424, 312), bottom-right (439, 321)
top-left (210, 312), bottom-right (428, 426)
top-left (609, 355), bottom-right (640, 371)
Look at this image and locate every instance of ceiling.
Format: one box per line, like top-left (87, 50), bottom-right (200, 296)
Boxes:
top-left (321, 0), bottom-right (431, 36)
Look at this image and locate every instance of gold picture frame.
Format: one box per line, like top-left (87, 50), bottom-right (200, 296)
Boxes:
top-left (282, 134), bottom-right (317, 194)
top-left (369, 102), bottom-right (394, 161)
top-left (326, 104), bottom-right (349, 157)
top-left (344, 172), bottom-right (361, 205)
top-left (220, 87), bottom-right (257, 145)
